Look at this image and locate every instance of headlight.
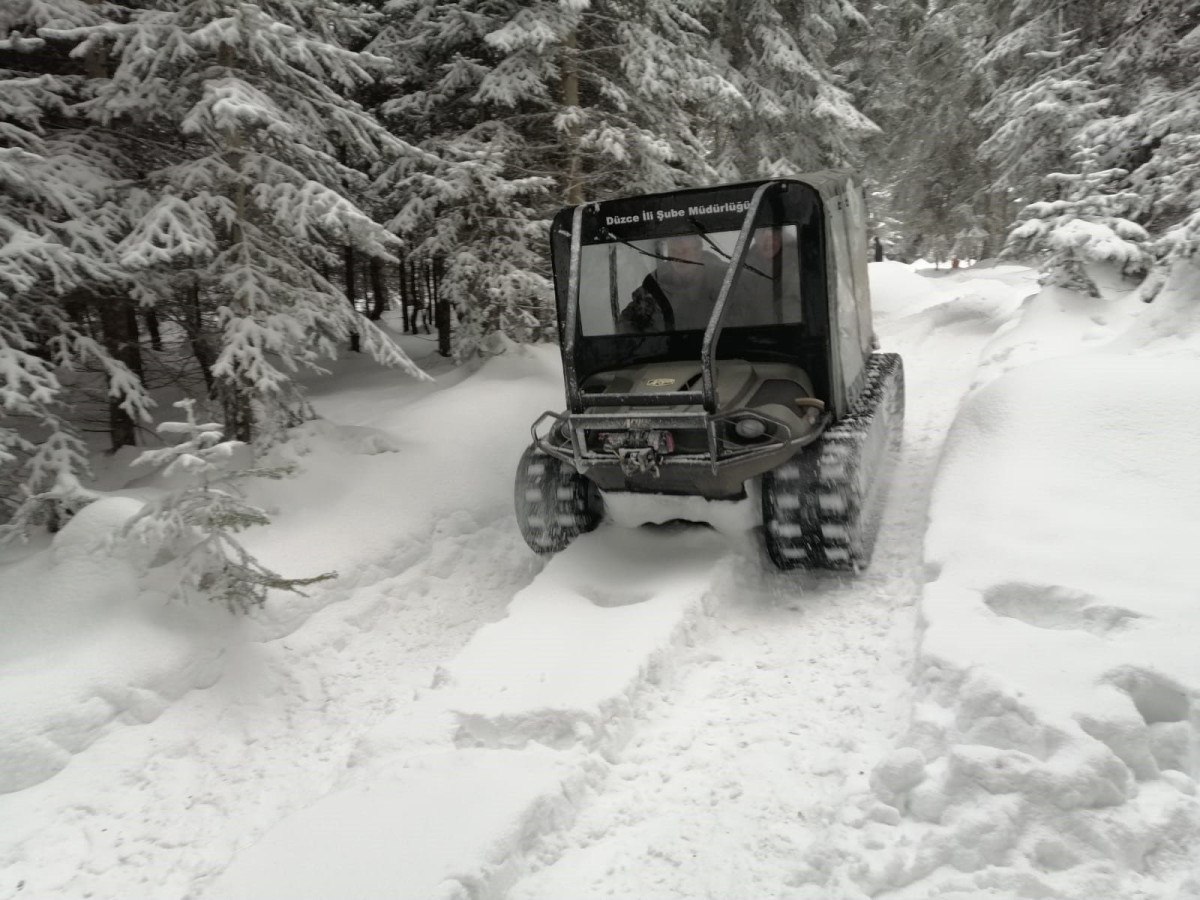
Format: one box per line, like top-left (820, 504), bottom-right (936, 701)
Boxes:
top-left (734, 417), bottom-right (767, 439)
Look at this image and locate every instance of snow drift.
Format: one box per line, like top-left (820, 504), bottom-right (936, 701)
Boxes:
top-left (0, 498), bottom-right (228, 794)
top-left (4, 262), bottom-right (1200, 900)
top-left (816, 262), bottom-right (1200, 899)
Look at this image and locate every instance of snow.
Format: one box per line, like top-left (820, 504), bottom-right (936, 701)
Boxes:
top-left (3, 261), bottom-right (1200, 899)
top-left (846, 268), bottom-right (1200, 898)
top-left (446, 526), bottom-right (731, 752)
top-left (209, 747), bottom-right (588, 900)
top-left (0, 497), bottom-right (228, 794)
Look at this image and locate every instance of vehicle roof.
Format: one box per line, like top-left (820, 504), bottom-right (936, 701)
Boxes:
top-left (551, 172), bottom-right (861, 245)
top-left (559, 171), bottom-right (860, 218)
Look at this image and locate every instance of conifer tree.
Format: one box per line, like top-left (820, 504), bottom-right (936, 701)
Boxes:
top-left (54, 0), bottom-right (427, 441)
top-left (977, 34), bottom-right (1107, 203)
top-left (1082, 0), bottom-right (1200, 295)
top-left (0, 0), bottom-right (152, 536)
top-left (1006, 160), bottom-right (1151, 294)
top-left (715, 0), bottom-right (877, 178)
top-left (974, 0), bottom-right (1199, 295)
top-left (371, 0), bottom-right (746, 356)
top-left (122, 399), bottom-right (334, 612)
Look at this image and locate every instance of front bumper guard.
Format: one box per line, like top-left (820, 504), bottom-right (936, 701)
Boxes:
top-left (531, 407), bottom-right (829, 476)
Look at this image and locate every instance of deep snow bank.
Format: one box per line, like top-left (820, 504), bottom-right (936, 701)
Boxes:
top-left (817, 266), bottom-right (1200, 899)
top-left (445, 525), bottom-right (733, 755)
top-left (879, 357), bottom-right (1200, 897)
top-left (871, 260), bottom-right (1030, 329)
top-left (0, 498), bottom-right (228, 794)
top-left (204, 525), bottom-right (742, 898)
top-left (0, 342), bottom-right (564, 800)
top-left (240, 343), bottom-right (566, 641)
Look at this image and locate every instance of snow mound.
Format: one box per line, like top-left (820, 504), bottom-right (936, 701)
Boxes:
top-left (280, 419), bottom-right (405, 457)
top-left (1114, 257), bottom-right (1200, 356)
top-left (205, 747), bottom-right (591, 900)
top-left (239, 344), bottom-right (566, 641)
top-left (974, 281), bottom-right (1141, 390)
top-left (870, 261), bottom-right (1032, 346)
top-left (600, 489), bottom-right (760, 535)
top-left (828, 351), bottom-right (1200, 898)
top-left (869, 261), bottom-right (944, 319)
top-left (444, 525), bottom-right (733, 755)
top-left (0, 498), bottom-right (228, 794)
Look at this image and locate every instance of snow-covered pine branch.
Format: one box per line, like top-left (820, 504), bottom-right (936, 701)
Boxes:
top-left (712, 0), bottom-right (875, 178)
top-left (59, 0), bottom-right (426, 440)
top-left (1006, 162), bottom-right (1151, 294)
top-left (121, 399), bottom-right (334, 612)
top-left (2, 0), bottom-right (153, 536)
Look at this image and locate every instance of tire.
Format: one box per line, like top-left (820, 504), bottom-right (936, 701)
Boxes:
top-left (762, 353), bottom-right (904, 571)
top-left (762, 452), bottom-right (825, 569)
top-left (514, 444), bottom-right (602, 555)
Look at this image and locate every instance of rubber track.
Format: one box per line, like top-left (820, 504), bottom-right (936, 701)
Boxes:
top-left (763, 353), bottom-right (905, 570)
top-left (514, 446), bottom-right (602, 554)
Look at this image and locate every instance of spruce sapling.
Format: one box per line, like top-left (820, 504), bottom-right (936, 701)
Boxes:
top-left (123, 399), bottom-right (334, 613)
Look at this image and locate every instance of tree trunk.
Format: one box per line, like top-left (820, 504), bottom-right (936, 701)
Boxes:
top-left (406, 260), bottom-right (429, 334)
top-left (715, 2), bottom-right (747, 172)
top-left (187, 280), bottom-right (216, 396)
top-left (80, 5), bottom-right (139, 452)
top-left (397, 258), bottom-right (411, 332)
top-left (215, 40), bottom-right (257, 442)
top-left (95, 295), bottom-right (142, 451)
top-left (144, 307), bottom-right (163, 351)
top-left (561, 29), bottom-right (583, 205)
top-left (368, 257), bottom-right (388, 321)
top-left (345, 244), bottom-right (361, 351)
top-left (432, 259), bottom-right (451, 357)
top-left (221, 383), bottom-right (253, 443)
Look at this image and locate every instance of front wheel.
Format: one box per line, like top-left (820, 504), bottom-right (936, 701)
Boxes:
top-left (514, 445), bottom-right (602, 554)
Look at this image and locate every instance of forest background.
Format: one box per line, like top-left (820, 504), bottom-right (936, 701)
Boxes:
top-left (2, 0), bottom-right (1198, 583)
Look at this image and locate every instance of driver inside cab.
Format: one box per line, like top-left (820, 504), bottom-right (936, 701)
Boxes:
top-left (617, 234), bottom-right (727, 333)
top-left (617, 228), bottom-right (799, 334)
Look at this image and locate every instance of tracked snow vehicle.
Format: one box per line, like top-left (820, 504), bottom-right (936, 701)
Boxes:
top-left (515, 174), bottom-right (904, 570)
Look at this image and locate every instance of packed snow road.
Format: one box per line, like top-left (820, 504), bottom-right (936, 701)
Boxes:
top-left (505, 264), bottom-right (1030, 898)
top-left (8, 261), bottom-right (1125, 900)
top-left (203, 262), bottom-right (1036, 899)
top-left (0, 262), bottom-right (1032, 900)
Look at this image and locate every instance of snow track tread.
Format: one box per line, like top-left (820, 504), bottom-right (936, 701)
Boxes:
top-left (762, 353), bottom-right (905, 570)
top-left (514, 445), bottom-right (602, 554)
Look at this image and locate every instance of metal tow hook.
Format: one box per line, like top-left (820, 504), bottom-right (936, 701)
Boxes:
top-left (618, 446), bottom-right (661, 477)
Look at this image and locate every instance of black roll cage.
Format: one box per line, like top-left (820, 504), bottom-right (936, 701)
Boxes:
top-left (536, 179), bottom-right (835, 477)
top-left (562, 181), bottom-right (780, 416)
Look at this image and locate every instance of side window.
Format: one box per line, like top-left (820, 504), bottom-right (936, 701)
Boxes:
top-left (846, 187), bottom-right (874, 353)
top-left (829, 198), bottom-right (864, 399)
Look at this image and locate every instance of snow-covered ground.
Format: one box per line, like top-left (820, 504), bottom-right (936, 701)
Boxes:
top-left (2, 260), bottom-right (1198, 899)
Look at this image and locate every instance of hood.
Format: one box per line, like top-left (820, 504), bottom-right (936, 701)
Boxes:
top-left (586, 360), bottom-right (759, 410)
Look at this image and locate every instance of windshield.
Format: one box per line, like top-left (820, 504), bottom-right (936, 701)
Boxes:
top-left (578, 225), bottom-right (802, 337)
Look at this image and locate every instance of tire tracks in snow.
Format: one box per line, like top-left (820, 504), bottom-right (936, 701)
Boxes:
top-left (500, 278), bottom-right (1023, 899)
top-left (211, 275), bottom-right (1014, 900)
top-left (7, 272), bottom-right (1021, 900)
top-left (205, 525), bottom-right (739, 899)
top-left (0, 513), bottom-right (541, 900)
